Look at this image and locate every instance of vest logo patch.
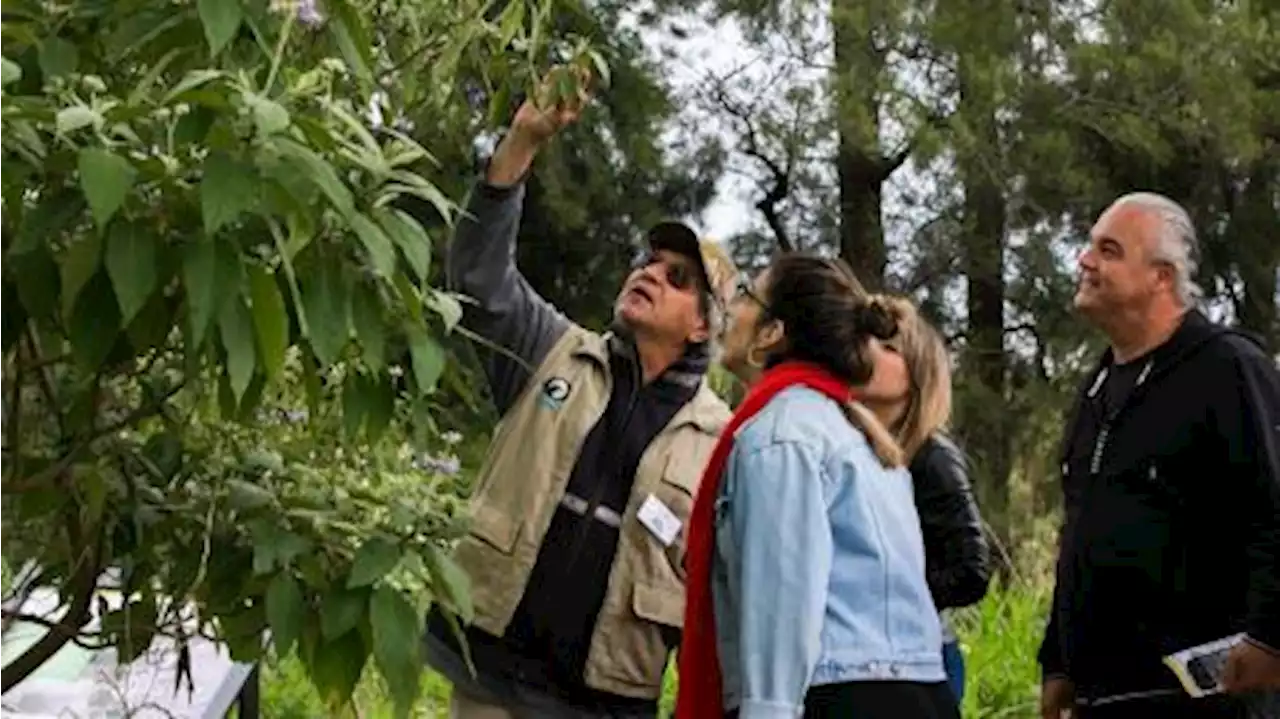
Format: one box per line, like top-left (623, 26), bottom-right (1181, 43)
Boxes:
top-left (539, 377), bottom-right (572, 409)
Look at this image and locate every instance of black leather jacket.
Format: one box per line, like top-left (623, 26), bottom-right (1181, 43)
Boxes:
top-left (909, 433), bottom-right (992, 610)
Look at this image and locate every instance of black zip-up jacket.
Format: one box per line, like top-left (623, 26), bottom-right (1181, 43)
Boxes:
top-left (423, 179), bottom-right (705, 713)
top-left (1038, 310), bottom-right (1280, 699)
top-left (909, 434), bottom-right (991, 611)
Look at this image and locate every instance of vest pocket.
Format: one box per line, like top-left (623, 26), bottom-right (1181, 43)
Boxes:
top-left (633, 581), bottom-right (684, 627)
top-left (467, 503), bottom-right (521, 553)
top-left (595, 581), bottom-right (682, 693)
top-left (655, 460), bottom-right (698, 583)
top-left (454, 503), bottom-right (523, 630)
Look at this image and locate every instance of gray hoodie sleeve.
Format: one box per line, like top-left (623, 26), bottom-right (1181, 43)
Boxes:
top-left (445, 180), bottom-right (572, 415)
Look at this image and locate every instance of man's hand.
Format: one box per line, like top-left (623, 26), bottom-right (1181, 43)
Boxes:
top-left (1222, 638), bottom-right (1280, 693)
top-left (486, 65), bottom-right (593, 186)
top-left (1040, 676), bottom-right (1075, 719)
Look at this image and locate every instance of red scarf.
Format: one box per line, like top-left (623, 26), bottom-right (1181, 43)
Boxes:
top-left (676, 361), bottom-right (853, 719)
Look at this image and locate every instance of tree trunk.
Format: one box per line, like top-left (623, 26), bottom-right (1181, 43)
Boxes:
top-left (832, 0), bottom-right (888, 288)
top-left (954, 48), bottom-right (1012, 569)
top-left (1234, 152), bottom-right (1279, 352)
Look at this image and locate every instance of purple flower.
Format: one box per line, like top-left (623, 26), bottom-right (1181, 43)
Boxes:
top-left (413, 453), bottom-right (461, 477)
top-left (297, 0), bottom-right (324, 26)
top-left (270, 0), bottom-right (324, 26)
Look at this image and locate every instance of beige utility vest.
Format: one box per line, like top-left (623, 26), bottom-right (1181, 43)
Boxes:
top-left (453, 325), bottom-right (729, 699)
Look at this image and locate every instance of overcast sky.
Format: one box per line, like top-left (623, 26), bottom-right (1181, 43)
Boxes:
top-left (633, 10), bottom-right (759, 240)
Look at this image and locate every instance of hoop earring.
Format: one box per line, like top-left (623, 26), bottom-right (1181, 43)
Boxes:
top-left (747, 344), bottom-right (767, 369)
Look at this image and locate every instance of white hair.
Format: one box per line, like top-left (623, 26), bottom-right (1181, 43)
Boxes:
top-left (1111, 192), bottom-right (1203, 306)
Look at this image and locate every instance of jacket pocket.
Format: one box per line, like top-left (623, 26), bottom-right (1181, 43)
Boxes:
top-left (595, 582), bottom-right (682, 692)
top-left (653, 452), bottom-right (701, 581)
top-left (453, 503), bottom-right (523, 629)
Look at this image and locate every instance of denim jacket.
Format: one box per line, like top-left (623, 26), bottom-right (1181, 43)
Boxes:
top-left (712, 386), bottom-right (945, 719)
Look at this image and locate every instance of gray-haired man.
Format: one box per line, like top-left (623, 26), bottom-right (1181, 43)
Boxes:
top-left (1039, 193), bottom-right (1280, 718)
top-left (423, 71), bottom-right (739, 719)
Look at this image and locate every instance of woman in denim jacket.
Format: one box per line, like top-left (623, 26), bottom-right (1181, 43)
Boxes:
top-left (677, 254), bottom-right (957, 719)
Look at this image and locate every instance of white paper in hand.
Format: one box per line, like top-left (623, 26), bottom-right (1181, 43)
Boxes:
top-left (1162, 632), bottom-right (1245, 698)
top-left (637, 494), bottom-right (682, 547)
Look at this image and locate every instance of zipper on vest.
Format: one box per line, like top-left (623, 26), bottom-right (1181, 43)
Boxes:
top-left (560, 356), bottom-right (643, 576)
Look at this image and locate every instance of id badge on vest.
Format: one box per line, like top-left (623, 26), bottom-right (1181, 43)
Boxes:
top-left (638, 493), bottom-right (682, 546)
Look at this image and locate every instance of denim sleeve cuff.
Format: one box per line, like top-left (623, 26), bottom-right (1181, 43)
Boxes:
top-left (739, 700), bottom-right (803, 719)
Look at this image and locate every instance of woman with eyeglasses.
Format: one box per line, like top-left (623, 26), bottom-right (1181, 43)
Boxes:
top-left (676, 254), bottom-right (958, 719)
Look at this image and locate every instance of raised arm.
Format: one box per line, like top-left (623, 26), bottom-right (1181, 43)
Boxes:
top-left (446, 175), bottom-right (569, 415)
top-left (727, 440), bottom-right (832, 719)
top-left (445, 70), bottom-right (590, 414)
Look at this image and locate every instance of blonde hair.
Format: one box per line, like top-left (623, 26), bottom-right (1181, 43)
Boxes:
top-left (843, 400), bottom-right (905, 468)
top-left (872, 294), bottom-right (953, 461)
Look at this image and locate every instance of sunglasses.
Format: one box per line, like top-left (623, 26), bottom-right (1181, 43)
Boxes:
top-left (633, 251), bottom-right (704, 293)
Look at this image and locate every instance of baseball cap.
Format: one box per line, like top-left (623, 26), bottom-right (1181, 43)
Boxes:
top-left (645, 220), bottom-right (740, 313)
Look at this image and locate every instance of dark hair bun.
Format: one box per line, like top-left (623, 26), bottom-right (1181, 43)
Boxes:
top-left (852, 300), bottom-right (898, 340)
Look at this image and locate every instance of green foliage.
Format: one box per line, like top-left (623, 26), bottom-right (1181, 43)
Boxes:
top-left (0, 0), bottom-right (611, 712)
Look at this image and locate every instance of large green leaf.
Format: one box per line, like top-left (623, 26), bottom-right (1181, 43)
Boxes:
top-left (266, 572), bottom-right (305, 657)
top-left (218, 295), bottom-right (257, 403)
top-left (275, 138), bottom-right (354, 215)
top-left (427, 290), bottom-right (464, 334)
top-left (406, 324), bottom-right (445, 395)
top-left (245, 93), bottom-right (290, 137)
top-left (346, 537), bottom-right (401, 588)
top-left (320, 587), bottom-right (367, 640)
top-left (369, 584), bottom-right (423, 716)
top-left (68, 272), bottom-right (120, 371)
top-left (325, 0), bottom-right (374, 83)
top-left (183, 237), bottom-right (239, 348)
top-left (425, 545), bottom-right (474, 624)
top-left (341, 371), bottom-right (369, 439)
top-left (372, 207), bottom-right (431, 282)
top-left (12, 245), bottom-right (60, 323)
top-left (58, 234), bottom-right (102, 320)
top-left (38, 37), bottom-right (78, 79)
top-left (201, 152), bottom-right (259, 235)
top-left (348, 213), bottom-right (396, 278)
top-left (104, 221), bottom-right (157, 325)
top-left (247, 265), bottom-right (288, 382)
top-left (300, 259), bottom-right (350, 367)
top-left (350, 282), bottom-right (385, 372)
top-left (311, 629), bottom-right (367, 708)
top-left (78, 149), bottom-right (137, 228)
top-left (363, 372), bottom-right (394, 441)
top-left (197, 0), bottom-right (242, 56)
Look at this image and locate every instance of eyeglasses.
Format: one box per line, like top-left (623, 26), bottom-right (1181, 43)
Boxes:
top-left (633, 251), bottom-right (703, 293)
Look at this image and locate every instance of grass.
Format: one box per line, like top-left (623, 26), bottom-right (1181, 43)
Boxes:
top-left (259, 580), bottom-right (1050, 719)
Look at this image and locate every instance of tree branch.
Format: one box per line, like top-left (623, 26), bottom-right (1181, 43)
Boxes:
top-left (7, 379), bottom-right (186, 494)
top-left (0, 536), bottom-right (101, 691)
top-left (701, 70), bottom-right (796, 252)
